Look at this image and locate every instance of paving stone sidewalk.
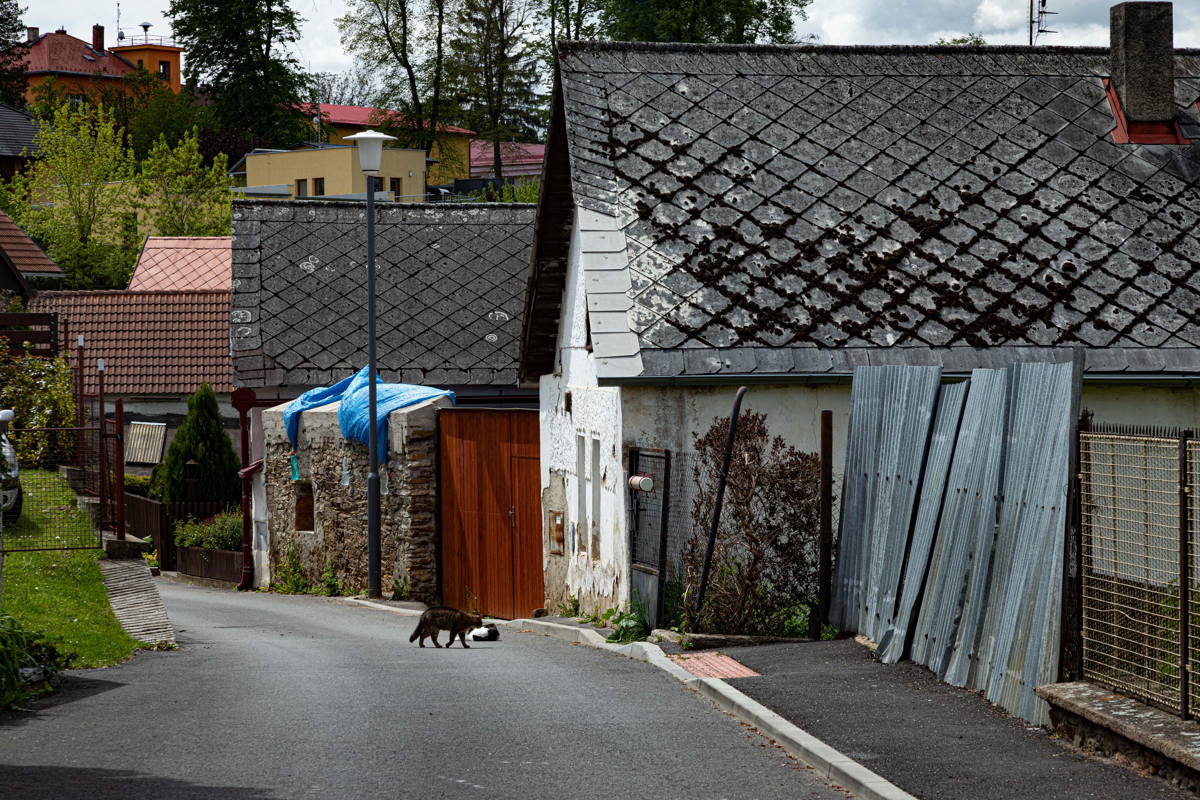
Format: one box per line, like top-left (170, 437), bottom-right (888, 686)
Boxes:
top-left (724, 638), bottom-right (1191, 800)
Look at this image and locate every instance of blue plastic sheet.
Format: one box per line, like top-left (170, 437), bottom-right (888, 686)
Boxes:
top-left (283, 366), bottom-right (454, 464)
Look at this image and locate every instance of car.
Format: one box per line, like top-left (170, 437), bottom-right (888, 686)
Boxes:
top-left (0, 410), bottom-right (20, 524)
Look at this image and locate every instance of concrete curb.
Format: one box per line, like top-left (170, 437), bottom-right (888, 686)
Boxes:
top-left (505, 618), bottom-right (916, 800)
top-left (340, 598), bottom-right (425, 616)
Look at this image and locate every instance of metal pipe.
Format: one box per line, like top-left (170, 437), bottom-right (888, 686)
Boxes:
top-left (234, 388), bottom-right (255, 591)
top-left (366, 186), bottom-right (381, 599)
top-left (811, 410), bottom-right (833, 639)
top-left (97, 359), bottom-right (107, 521)
top-left (694, 386), bottom-right (748, 624)
top-left (1181, 429), bottom-right (1193, 719)
top-left (113, 398), bottom-right (125, 539)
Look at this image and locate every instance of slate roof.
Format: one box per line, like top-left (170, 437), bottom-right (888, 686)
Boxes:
top-left (522, 43), bottom-right (1200, 381)
top-left (0, 209), bottom-right (62, 277)
top-left (128, 237), bottom-right (232, 291)
top-left (0, 103), bottom-right (38, 159)
top-left (230, 199), bottom-right (535, 388)
top-left (28, 290), bottom-right (232, 395)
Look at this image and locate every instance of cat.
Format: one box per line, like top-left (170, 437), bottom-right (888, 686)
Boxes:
top-left (409, 606), bottom-right (483, 648)
top-left (470, 623), bottom-right (500, 641)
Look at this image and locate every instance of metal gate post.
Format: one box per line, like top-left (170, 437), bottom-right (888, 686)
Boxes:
top-left (811, 410), bottom-right (833, 639)
top-left (96, 359), bottom-right (107, 526)
top-left (113, 399), bottom-right (125, 539)
top-left (1182, 429), bottom-right (1193, 720)
top-left (654, 451), bottom-right (673, 626)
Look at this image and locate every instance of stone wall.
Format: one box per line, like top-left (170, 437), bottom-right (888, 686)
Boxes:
top-left (261, 397), bottom-right (449, 601)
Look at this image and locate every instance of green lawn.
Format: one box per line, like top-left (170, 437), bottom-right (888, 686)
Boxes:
top-left (2, 469), bottom-right (140, 668)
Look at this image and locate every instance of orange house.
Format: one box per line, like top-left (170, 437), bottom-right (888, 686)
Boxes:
top-left (21, 24), bottom-right (182, 104)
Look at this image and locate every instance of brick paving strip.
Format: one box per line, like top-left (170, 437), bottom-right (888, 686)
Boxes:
top-left (668, 652), bottom-right (760, 678)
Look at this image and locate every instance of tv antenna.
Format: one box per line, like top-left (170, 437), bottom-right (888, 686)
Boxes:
top-left (116, 3), bottom-right (125, 41)
top-left (1029, 0), bottom-right (1058, 45)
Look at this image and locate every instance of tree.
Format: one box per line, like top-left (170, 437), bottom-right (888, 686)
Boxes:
top-left (168, 0), bottom-right (311, 147)
top-left (444, 0), bottom-right (543, 178)
top-left (935, 33), bottom-right (987, 46)
top-left (338, 0), bottom-right (458, 156)
top-left (4, 103), bottom-right (138, 288)
top-left (137, 128), bottom-right (233, 237)
top-left (535, 0), bottom-right (602, 72)
top-left (597, 0), bottom-right (812, 44)
top-left (308, 67), bottom-right (383, 108)
top-left (151, 383), bottom-right (240, 504)
top-left (0, 0), bottom-right (26, 108)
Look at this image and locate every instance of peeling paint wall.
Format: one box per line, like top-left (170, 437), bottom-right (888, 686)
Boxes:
top-left (1079, 383), bottom-right (1200, 426)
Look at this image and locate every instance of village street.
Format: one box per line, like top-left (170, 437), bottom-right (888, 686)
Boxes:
top-left (0, 581), bottom-right (848, 800)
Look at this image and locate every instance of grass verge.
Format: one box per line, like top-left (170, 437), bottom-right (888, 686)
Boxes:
top-left (2, 469), bottom-right (140, 669)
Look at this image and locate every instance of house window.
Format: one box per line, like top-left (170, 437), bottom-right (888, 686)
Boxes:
top-left (312, 177), bottom-right (325, 196)
top-left (136, 59), bottom-right (144, 69)
top-left (295, 178), bottom-right (308, 197)
top-left (575, 434), bottom-right (587, 555)
top-left (67, 93), bottom-right (86, 107)
top-left (590, 436), bottom-right (601, 561)
top-left (158, 60), bottom-right (170, 81)
top-left (294, 481), bottom-right (314, 531)
top-left (389, 177), bottom-right (402, 199)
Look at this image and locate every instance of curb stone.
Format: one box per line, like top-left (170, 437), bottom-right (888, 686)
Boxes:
top-left (341, 604), bottom-right (915, 800)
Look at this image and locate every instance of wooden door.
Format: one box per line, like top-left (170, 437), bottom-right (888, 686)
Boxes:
top-left (440, 409), bottom-right (542, 619)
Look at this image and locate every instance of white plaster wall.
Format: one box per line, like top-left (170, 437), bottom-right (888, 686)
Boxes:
top-left (540, 222), bottom-right (628, 610)
top-left (1080, 383), bottom-right (1200, 427)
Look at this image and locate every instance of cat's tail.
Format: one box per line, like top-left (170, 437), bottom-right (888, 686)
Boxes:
top-left (409, 625), bottom-right (420, 643)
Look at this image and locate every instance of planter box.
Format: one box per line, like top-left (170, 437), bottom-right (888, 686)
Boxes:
top-left (176, 545), bottom-right (243, 584)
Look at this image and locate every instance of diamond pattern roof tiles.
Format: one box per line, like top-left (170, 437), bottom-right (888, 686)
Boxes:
top-left (231, 200), bottom-right (534, 388)
top-left (527, 42), bottom-right (1200, 379)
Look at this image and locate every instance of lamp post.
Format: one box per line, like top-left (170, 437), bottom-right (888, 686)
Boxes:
top-left (346, 129), bottom-right (396, 599)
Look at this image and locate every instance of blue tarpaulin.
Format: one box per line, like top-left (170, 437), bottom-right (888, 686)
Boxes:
top-left (283, 366), bottom-right (455, 463)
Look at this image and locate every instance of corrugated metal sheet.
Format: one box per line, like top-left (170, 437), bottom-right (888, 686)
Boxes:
top-left (833, 361), bottom-right (1075, 726)
top-left (829, 365), bottom-right (941, 636)
top-left (125, 421), bottom-right (166, 465)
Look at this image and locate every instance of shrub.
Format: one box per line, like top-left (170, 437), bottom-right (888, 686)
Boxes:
top-left (173, 510), bottom-right (241, 551)
top-left (270, 540), bottom-right (310, 594)
top-left (0, 351), bottom-right (75, 465)
top-left (122, 474), bottom-right (155, 498)
top-left (151, 383), bottom-right (239, 503)
top-left (680, 410), bottom-right (825, 636)
top-left (0, 615), bottom-right (66, 710)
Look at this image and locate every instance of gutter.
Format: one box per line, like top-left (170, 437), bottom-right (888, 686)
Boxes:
top-left (599, 372), bottom-right (1200, 389)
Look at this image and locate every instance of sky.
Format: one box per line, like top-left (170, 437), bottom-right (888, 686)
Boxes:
top-left (34, 0), bottom-right (1200, 77)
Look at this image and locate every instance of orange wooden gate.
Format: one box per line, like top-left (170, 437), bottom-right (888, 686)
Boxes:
top-left (439, 408), bottom-right (543, 619)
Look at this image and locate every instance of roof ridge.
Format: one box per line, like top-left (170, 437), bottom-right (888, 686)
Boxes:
top-left (557, 40), bottom-right (1200, 56)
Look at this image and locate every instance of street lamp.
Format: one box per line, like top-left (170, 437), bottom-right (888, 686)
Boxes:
top-left (346, 129), bottom-right (397, 600)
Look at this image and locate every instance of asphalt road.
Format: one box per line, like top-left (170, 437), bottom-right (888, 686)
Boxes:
top-left (1, 582), bottom-right (849, 800)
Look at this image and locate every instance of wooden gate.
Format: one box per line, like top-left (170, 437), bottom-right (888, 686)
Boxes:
top-left (439, 408), bottom-right (543, 619)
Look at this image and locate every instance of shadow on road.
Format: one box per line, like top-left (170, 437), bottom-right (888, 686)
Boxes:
top-left (0, 676), bottom-right (125, 729)
top-left (0, 765), bottom-right (275, 799)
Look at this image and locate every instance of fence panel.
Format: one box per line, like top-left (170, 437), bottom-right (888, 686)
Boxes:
top-left (176, 545), bottom-right (242, 583)
top-left (1, 427), bottom-right (102, 552)
top-left (1080, 430), bottom-right (1184, 715)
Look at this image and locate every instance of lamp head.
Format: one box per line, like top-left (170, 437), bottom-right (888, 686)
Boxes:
top-left (345, 129), bottom-right (398, 175)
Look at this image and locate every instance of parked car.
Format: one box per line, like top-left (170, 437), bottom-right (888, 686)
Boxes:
top-left (0, 410), bottom-right (20, 524)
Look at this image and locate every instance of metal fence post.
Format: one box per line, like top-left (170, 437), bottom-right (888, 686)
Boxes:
top-left (654, 451), bottom-right (673, 626)
top-left (1182, 428), bottom-right (1193, 720)
top-left (811, 410), bottom-right (834, 639)
top-left (96, 359), bottom-right (107, 527)
top-left (113, 399), bottom-right (125, 539)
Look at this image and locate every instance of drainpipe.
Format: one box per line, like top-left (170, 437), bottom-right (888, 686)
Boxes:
top-left (694, 386), bottom-right (748, 624)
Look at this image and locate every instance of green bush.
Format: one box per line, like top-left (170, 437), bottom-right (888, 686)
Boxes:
top-left (0, 615), bottom-right (66, 710)
top-left (151, 383), bottom-right (240, 503)
top-left (173, 510), bottom-right (241, 551)
top-left (122, 474), bottom-right (155, 498)
top-left (0, 351), bottom-right (75, 465)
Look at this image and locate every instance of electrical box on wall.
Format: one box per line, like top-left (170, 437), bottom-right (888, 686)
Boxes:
top-left (548, 510), bottom-right (565, 555)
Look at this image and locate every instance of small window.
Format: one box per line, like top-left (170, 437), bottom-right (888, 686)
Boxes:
top-left (295, 178), bottom-right (308, 197)
top-left (575, 434), bottom-right (587, 554)
top-left (158, 60), bottom-right (170, 81)
top-left (312, 177), bottom-right (325, 196)
top-left (294, 481), bottom-right (314, 531)
top-left (372, 176), bottom-right (385, 193)
top-left (136, 59), bottom-right (144, 69)
top-left (389, 177), bottom-right (402, 199)
top-left (67, 93), bottom-right (86, 107)
top-left (590, 436), bottom-right (601, 561)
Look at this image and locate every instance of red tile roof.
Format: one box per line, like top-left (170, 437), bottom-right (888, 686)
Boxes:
top-left (469, 140), bottom-right (545, 167)
top-left (317, 104), bottom-right (475, 135)
top-left (28, 290), bottom-right (231, 395)
top-left (0, 209), bottom-right (63, 277)
top-left (22, 31), bottom-right (134, 80)
top-left (128, 237), bottom-right (231, 291)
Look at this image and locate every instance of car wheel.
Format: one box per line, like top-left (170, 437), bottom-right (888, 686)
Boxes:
top-left (3, 486), bottom-right (22, 524)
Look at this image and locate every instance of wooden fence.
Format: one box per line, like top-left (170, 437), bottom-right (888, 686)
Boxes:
top-left (176, 546), bottom-right (243, 584)
top-left (124, 494), bottom-right (233, 576)
top-left (0, 312), bottom-right (58, 357)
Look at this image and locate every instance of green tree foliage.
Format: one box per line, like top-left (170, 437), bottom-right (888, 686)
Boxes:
top-left (0, 0), bottom-right (25, 108)
top-left (598, 0), bottom-right (812, 44)
top-left (137, 128), bottom-right (233, 236)
top-left (0, 352), bottom-right (75, 465)
top-left (168, 0), bottom-right (311, 147)
top-left (472, 176), bottom-right (539, 202)
top-left (444, 0), bottom-right (543, 174)
top-left (535, 0), bottom-right (601, 71)
top-left (151, 384), bottom-right (240, 504)
top-left (935, 33), bottom-right (987, 46)
top-left (337, 0), bottom-right (458, 156)
top-left (4, 103), bottom-right (138, 288)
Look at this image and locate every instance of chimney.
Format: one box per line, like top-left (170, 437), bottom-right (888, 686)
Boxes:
top-left (1110, 2), bottom-right (1174, 122)
top-left (92, 24), bottom-right (104, 52)
top-left (25, 26), bottom-right (38, 42)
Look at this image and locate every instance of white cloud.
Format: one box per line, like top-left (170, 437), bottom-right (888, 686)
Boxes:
top-left (974, 0), bottom-right (1025, 32)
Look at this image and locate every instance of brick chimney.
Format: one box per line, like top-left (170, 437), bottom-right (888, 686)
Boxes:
top-left (25, 26), bottom-right (38, 42)
top-left (1110, 2), bottom-right (1174, 122)
top-left (92, 24), bottom-right (104, 52)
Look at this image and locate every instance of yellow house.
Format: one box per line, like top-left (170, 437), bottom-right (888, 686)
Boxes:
top-left (315, 104), bottom-right (473, 186)
top-left (241, 145), bottom-right (427, 201)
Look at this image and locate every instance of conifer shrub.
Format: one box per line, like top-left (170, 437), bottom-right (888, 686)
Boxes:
top-left (150, 383), bottom-right (239, 504)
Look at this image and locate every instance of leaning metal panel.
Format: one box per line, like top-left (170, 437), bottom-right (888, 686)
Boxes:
top-left (830, 365), bottom-right (942, 637)
top-left (1080, 433), bottom-right (1181, 714)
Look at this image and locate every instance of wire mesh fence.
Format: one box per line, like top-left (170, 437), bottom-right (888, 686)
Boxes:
top-left (1079, 429), bottom-right (1189, 715)
top-left (0, 427), bottom-right (103, 552)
